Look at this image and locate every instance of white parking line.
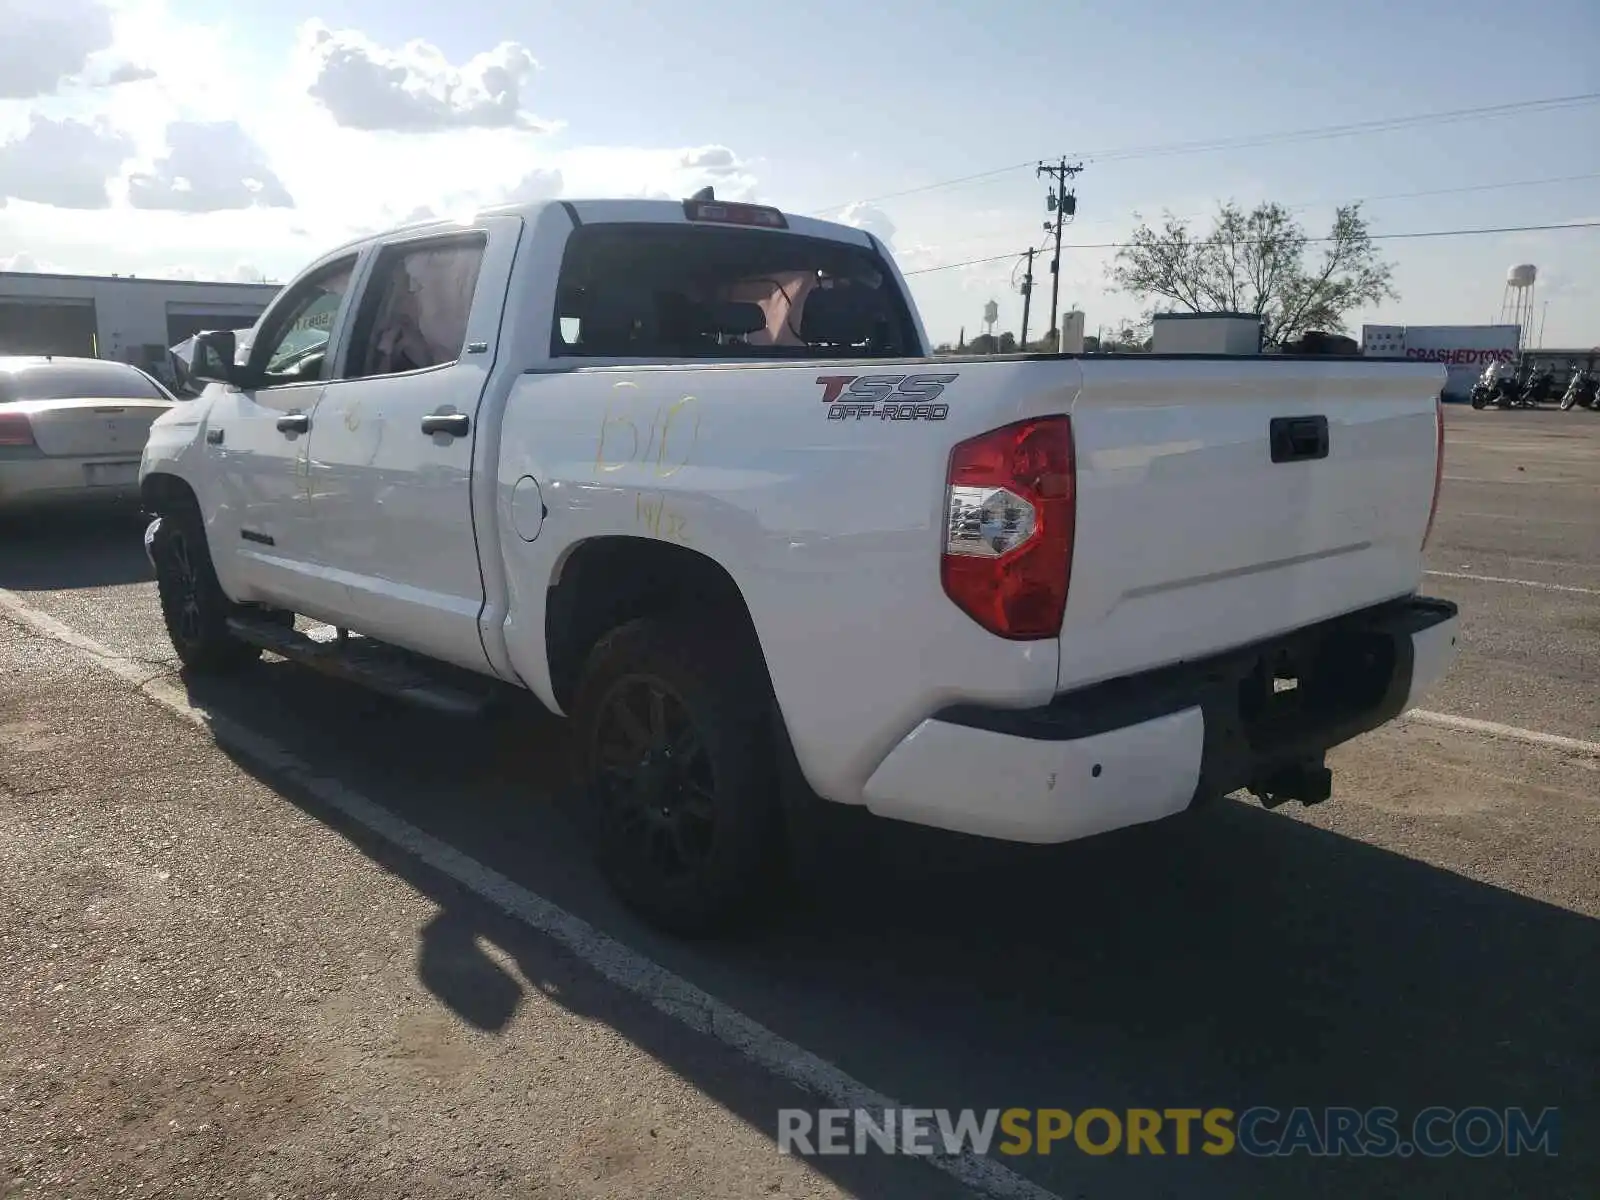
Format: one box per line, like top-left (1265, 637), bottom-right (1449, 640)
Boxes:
top-left (1442, 475), bottom-right (1600, 487)
top-left (1403, 709), bottom-right (1600, 759)
top-left (1424, 569), bottom-right (1599, 595)
top-left (0, 586), bottom-right (1061, 1200)
top-left (1450, 511), bottom-right (1593, 525)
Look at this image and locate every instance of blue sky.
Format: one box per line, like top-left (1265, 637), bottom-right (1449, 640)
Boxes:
top-left (4, 0), bottom-right (1598, 345)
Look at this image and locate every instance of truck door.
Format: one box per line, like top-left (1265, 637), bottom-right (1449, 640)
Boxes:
top-left (300, 217), bottom-right (521, 672)
top-left (206, 253), bottom-right (360, 608)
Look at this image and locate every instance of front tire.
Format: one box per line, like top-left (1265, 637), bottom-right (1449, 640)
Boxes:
top-left (571, 615), bottom-right (783, 936)
top-left (150, 509), bottom-right (261, 673)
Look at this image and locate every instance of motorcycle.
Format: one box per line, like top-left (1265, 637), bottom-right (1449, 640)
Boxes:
top-left (1471, 362), bottom-right (1522, 409)
top-left (1559, 368), bottom-right (1597, 411)
top-left (1470, 373), bottom-right (1523, 409)
top-left (1518, 369), bottom-right (1556, 408)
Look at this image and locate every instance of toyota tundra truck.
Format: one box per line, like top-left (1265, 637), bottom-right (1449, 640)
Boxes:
top-left (138, 193), bottom-right (1459, 934)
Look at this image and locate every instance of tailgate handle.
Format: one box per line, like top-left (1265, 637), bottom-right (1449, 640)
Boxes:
top-left (1270, 415), bottom-right (1329, 463)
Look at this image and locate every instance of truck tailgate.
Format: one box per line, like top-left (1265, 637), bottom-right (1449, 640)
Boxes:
top-left (1058, 358), bottom-right (1444, 691)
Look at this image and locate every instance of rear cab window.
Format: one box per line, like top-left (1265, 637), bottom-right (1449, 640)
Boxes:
top-left (0, 362), bottom-right (170, 403)
top-left (551, 220), bottom-right (918, 360)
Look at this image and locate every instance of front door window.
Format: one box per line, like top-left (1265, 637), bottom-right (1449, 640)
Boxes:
top-left (251, 259), bottom-right (356, 387)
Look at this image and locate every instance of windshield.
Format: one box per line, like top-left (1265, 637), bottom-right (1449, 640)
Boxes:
top-left (0, 361), bottom-right (170, 404)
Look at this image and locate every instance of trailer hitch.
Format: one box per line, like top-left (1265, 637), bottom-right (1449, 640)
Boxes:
top-left (1246, 759), bottom-right (1333, 810)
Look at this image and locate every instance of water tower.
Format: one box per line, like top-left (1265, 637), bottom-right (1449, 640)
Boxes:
top-left (982, 299), bottom-right (999, 340)
top-left (1501, 264), bottom-right (1537, 350)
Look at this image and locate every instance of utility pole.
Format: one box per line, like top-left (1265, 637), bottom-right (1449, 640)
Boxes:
top-left (1036, 157), bottom-right (1084, 345)
top-left (1019, 248), bottom-right (1036, 350)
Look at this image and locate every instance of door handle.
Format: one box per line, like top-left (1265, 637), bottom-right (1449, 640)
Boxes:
top-left (1269, 415), bottom-right (1329, 463)
top-left (421, 412), bottom-right (471, 438)
top-left (276, 412), bottom-right (310, 435)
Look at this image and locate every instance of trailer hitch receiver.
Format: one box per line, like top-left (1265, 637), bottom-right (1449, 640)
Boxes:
top-left (1247, 759), bottom-right (1334, 810)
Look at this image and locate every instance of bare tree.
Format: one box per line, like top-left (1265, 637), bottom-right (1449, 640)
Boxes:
top-left (1098, 320), bottom-right (1150, 353)
top-left (1107, 202), bottom-right (1396, 347)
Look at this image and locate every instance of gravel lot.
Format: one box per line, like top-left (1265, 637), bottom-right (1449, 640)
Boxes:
top-left (1, 404), bottom-right (1595, 1199)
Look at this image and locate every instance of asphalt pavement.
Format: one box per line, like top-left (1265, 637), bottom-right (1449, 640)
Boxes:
top-left (1, 404), bottom-right (1596, 1199)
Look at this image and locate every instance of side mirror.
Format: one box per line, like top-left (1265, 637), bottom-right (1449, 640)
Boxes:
top-left (190, 330), bottom-right (239, 385)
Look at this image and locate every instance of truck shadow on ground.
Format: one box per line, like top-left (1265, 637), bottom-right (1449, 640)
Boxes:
top-left (0, 505), bottom-right (152, 590)
top-left (182, 662), bottom-right (1596, 1200)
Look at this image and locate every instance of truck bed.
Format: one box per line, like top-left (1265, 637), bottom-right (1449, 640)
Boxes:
top-left (497, 351), bottom-right (1444, 802)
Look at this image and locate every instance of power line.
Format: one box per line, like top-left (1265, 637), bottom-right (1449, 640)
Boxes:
top-left (900, 219), bottom-right (1600, 277)
top-left (893, 168), bottom-right (1600, 259)
top-left (812, 161), bottom-right (1037, 214)
top-left (903, 251), bottom-right (1022, 277)
top-left (1080, 94), bottom-right (1600, 163)
top-left (1068, 169), bottom-right (1600, 231)
top-left (812, 92), bottom-right (1600, 214)
top-left (1350, 170), bottom-right (1600, 206)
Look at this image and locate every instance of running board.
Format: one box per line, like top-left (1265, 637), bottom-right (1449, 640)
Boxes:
top-left (225, 615), bottom-right (499, 717)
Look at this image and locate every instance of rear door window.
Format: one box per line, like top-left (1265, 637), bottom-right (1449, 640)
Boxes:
top-left (341, 235), bottom-right (487, 379)
top-left (551, 224), bottom-right (917, 359)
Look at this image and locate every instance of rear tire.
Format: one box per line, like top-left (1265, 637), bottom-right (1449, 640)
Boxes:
top-left (570, 614), bottom-right (783, 936)
top-left (150, 508), bottom-right (262, 673)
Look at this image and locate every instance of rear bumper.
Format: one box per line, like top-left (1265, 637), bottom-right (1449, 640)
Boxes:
top-left (861, 596), bottom-right (1459, 843)
top-left (0, 456), bottom-right (142, 510)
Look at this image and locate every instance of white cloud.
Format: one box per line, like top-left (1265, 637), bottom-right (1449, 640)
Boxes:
top-left (504, 167), bottom-right (564, 204)
top-left (0, 0), bottom-right (114, 98)
top-left (678, 145), bottom-right (741, 176)
top-left (93, 0), bottom-right (242, 124)
top-left (834, 201), bottom-right (942, 269)
top-left (0, 6), bottom-right (762, 289)
top-left (1, 250), bottom-right (45, 271)
top-left (159, 262), bottom-right (271, 283)
top-left (891, 242), bottom-right (942, 269)
top-left (127, 120), bottom-right (294, 211)
top-left (294, 20), bottom-right (547, 133)
top-left (838, 200), bottom-right (897, 247)
top-left (551, 145), bottom-right (759, 204)
top-left (102, 61), bottom-right (158, 85)
top-left (0, 115), bottom-right (133, 208)
top-left (959, 257), bottom-right (1016, 294)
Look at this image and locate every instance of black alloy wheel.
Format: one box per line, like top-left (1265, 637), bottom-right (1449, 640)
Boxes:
top-left (150, 508), bottom-right (260, 672)
top-left (590, 672), bottom-right (717, 884)
top-left (571, 615), bottom-right (782, 936)
top-left (165, 525), bottom-right (205, 646)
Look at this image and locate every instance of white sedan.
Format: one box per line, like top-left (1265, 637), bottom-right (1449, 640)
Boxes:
top-left (0, 356), bottom-right (177, 511)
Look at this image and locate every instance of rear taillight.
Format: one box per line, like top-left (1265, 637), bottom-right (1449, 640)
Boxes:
top-left (1422, 394), bottom-right (1445, 550)
top-left (0, 412), bottom-right (35, 447)
top-left (942, 416), bottom-right (1076, 639)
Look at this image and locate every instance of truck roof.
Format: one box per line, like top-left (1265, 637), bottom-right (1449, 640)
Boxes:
top-left (324, 198), bottom-right (877, 260)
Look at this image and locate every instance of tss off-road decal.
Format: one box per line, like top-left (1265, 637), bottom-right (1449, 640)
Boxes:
top-left (815, 373), bottom-right (957, 421)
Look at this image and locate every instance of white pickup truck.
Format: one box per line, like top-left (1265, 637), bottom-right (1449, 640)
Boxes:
top-left (139, 193), bottom-right (1459, 933)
